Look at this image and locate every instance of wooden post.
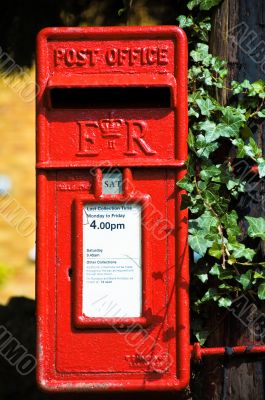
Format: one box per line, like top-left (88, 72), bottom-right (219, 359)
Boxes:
top-left (197, 1), bottom-right (265, 398)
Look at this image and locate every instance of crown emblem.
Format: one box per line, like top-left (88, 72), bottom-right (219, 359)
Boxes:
top-left (99, 118), bottom-right (124, 139)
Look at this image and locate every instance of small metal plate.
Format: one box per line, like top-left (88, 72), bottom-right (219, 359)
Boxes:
top-left (102, 171), bottom-right (123, 194)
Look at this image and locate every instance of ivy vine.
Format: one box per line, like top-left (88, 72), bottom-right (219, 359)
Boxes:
top-left (118, 0), bottom-right (265, 344)
top-left (177, 0), bottom-right (265, 344)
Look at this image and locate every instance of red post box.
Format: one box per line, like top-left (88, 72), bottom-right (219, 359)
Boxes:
top-left (36, 26), bottom-right (189, 392)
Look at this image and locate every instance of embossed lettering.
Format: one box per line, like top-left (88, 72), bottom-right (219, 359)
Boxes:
top-left (105, 49), bottom-right (118, 66)
top-left (143, 47), bottom-right (156, 65)
top-left (105, 47), bottom-right (169, 67)
top-left (54, 48), bottom-right (99, 67)
top-left (118, 48), bottom-right (129, 66)
top-left (75, 118), bottom-right (156, 156)
top-left (158, 47), bottom-right (169, 65)
top-left (128, 48), bottom-right (141, 66)
top-left (65, 49), bottom-right (76, 66)
top-left (54, 48), bottom-right (65, 66)
top-left (57, 183), bottom-right (91, 191)
top-left (76, 121), bottom-right (100, 156)
top-left (125, 121), bottom-right (157, 156)
top-left (76, 50), bottom-right (87, 66)
top-left (54, 46), bottom-right (170, 68)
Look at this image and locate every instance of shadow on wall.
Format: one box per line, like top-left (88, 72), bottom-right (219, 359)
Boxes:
top-left (0, 297), bottom-right (190, 400)
top-left (0, 0), bottom-right (183, 68)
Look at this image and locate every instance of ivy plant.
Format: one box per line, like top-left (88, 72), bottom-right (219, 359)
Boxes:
top-left (176, 1), bottom-right (265, 344)
top-left (117, 0), bottom-right (265, 345)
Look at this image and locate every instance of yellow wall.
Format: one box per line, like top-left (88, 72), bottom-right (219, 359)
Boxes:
top-left (0, 69), bottom-right (35, 303)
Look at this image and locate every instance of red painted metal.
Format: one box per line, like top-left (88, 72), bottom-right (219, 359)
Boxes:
top-left (191, 342), bottom-right (265, 361)
top-left (36, 26), bottom-right (189, 392)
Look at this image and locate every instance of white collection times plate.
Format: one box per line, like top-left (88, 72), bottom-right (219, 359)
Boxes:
top-left (82, 203), bottom-right (142, 318)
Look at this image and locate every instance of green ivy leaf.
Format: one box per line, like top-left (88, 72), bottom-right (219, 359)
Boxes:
top-left (200, 288), bottom-right (220, 303)
top-left (187, 0), bottom-right (201, 10)
top-left (199, 0), bottom-right (223, 10)
top-left (194, 330), bottom-right (209, 345)
top-left (189, 107), bottom-right (200, 118)
top-left (187, 0), bottom-right (222, 11)
top-left (189, 89), bottom-right (207, 103)
top-left (218, 297), bottom-right (232, 308)
top-left (222, 211), bottom-right (240, 236)
top-left (249, 80), bottom-right (265, 97)
top-left (209, 242), bottom-right (222, 259)
top-left (199, 19), bottom-right (211, 32)
top-left (196, 210), bottom-right (219, 230)
top-left (189, 65), bottom-right (203, 80)
top-left (232, 138), bottom-right (247, 158)
top-left (209, 263), bottom-right (221, 276)
top-left (176, 15), bottom-right (194, 28)
top-left (218, 283), bottom-right (235, 290)
top-left (196, 98), bottom-right (216, 117)
top-left (231, 80), bottom-right (251, 95)
top-left (189, 230), bottom-right (213, 256)
top-left (232, 137), bottom-right (262, 159)
top-left (190, 43), bottom-right (211, 63)
top-left (258, 283), bottom-right (265, 300)
top-left (188, 130), bottom-right (196, 150)
top-left (219, 270), bottom-right (235, 280)
top-left (181, 193), bottom-right (205, 213)
top-left (254, 271), bottom-right (265, 280)
top-left (117, 8), bottom-right (126, 16)
top-left (236, 270), bottom-right (252, 290)
top-left (196, 273), bottom-right (208, 283)
top-left (199, 110), bottom-right (245, 141)
top-left (195, 134), bottom-right (219, 157)
top-left (177, 175), bottom-right (194, 193)
top-left (246, 216), bottom-right (265, 240)
top-left (257, 157), bottom-right (265, 178)
top-left (198, 120), bottom-right (220, 142)
top-left (257, 109), bottom-right (265, 118)
top-left (180, 193), bottom-right (191, 210)
top-left (202, 185), bottom-right (229, 214)
top-left (200, 164), bottom-right (221, 181)
top-left (197, 180), bottom-right (208, 190)
top-left (198, 18), bottom-right (212, 42)
top-left (226, 178), bottom-right (239, 191)
top-left (244, 137), bottom-right (262, 158)
top-left (218, 107), bottom-right (246, 138)
top-left (227, 241), bottom-right (255, 261)
top-left (202, 69), bottom-right (214, 85)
